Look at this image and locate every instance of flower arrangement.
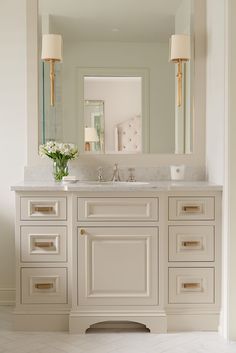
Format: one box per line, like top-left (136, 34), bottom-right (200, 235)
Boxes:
top-left (39, 141), bottom-right (79, 181)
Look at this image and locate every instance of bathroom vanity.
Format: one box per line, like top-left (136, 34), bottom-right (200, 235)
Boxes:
top-left (12, 181), bottom-right (222, 333)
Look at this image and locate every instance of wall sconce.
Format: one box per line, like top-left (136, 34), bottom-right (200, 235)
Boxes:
top-left (41, 34), bottom-right (63, 107)
top-left (84, 127), bottom-right (99, 152)
top-left (169, 34), bottom-right (191, 107)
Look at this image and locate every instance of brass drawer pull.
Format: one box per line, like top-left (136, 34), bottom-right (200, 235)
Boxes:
top-left (182, 206), bottom-right (201, 213)
top-left (35, 283), bottom-right (53, 290)
top-left (34, 241), bottom-right (54, 248)
top-left (33, 206), bottom-right (54, 213)
top-left (80, 229), bottom-right (86, 236)
top-left (182, 283), bottom-right (200, 289)
top-left (182, 241), bottom-right (201, 247)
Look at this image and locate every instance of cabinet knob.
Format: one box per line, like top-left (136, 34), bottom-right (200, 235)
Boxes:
top-left (80, 229), bottom-right (86, 236)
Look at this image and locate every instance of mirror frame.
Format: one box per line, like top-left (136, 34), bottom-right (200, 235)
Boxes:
top-left (26, 0), bottom-right (206, 170)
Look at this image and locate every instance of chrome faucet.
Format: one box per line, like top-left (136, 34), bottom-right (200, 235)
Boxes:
top-left (97, 166), bottom-right (104, 182)
top-left (111, 163), bottom-right (121, 182)
top-left (127, 168), bottom-right (136, 182)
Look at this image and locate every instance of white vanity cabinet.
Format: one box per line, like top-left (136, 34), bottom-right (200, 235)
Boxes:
top-left (14, 192), bottom-right (71, 331)
top-left (12, 184), bottom-right (222, 333)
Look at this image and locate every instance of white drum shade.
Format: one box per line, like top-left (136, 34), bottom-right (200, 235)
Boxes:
top-left (85, 127), bottom-right (99, 142)
top-left (169, 34), bottom-right (191, 61)
top-left (41, 34), bottom-right (63, 61)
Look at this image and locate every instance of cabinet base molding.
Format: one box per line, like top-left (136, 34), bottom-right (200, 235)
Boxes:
top-left (167, 313), bottom-right (220, 331)
top-left (0, 288), bottom-right (15, 305)
top-left (13, 312), bottom-right (69, 331)
top-left (12, 310), bottom-right (220, 332)
top-left (69, 312), bottom-right (167, 334)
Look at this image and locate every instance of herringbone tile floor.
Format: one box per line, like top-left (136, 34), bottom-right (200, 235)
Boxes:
top-left (0, 307), bottom-right (236, 353)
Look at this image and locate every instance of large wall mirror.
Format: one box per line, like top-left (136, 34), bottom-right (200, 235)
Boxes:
top-left (38, 0), bottom-right (194, 154)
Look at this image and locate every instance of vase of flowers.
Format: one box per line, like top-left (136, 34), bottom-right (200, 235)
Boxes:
top-left (39, 141), bottom-right (79, 181)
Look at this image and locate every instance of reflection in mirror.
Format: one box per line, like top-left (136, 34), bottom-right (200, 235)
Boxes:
top-left (38, 0), bottom-right (194, 155)
top-left (84, 77), bottom-right (142, 154)
top-left (84, 100), bottom-right (105, 153)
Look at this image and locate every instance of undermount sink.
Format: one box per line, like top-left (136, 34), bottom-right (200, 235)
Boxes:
top-left (79, 181), bottom-right (150, 186)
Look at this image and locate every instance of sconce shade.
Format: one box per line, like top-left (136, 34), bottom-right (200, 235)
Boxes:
top-left (170, 34), bottom-right (191, 62)
top-left (85, 127), bottom-right (99, 142)
top-left (41, 34), bottom-right (63, 61)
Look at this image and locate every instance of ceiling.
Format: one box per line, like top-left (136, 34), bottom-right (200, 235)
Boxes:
top-left (39, 0), bottom-right (184, 42)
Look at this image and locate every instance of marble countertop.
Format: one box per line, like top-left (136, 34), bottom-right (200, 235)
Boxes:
top-left (11, 180), bottom-right (223, 192)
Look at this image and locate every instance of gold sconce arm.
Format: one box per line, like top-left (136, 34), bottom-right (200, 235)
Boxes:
top-left (41, 34), bottom-right (63, 107)
top-left (169, 34), bottom-right (191, 108)
top-left (177, 60), bottom-right (183, 107)
top-left (49, 60), bottom-right (55, 107)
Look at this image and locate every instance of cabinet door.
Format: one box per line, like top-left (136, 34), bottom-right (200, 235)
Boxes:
top-left (78, 227), bottom-right (158, 306)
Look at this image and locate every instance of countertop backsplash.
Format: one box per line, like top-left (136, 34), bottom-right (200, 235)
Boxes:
top-left (24, 160), bottom-right (206, 182)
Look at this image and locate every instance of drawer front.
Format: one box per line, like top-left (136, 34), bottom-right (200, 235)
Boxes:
top-left (169, 268), bottom-right (214, 304)
top-left (169, 197), bottom-right (215, 221)
top-left (78, 227), bottom-right (158, 306)
top-left (20, 197), bottom-right (67, 221)
top-left (169, 226), bottom-right (215, 262)
top-left (21, 267), bottom-right (67, 304)
top-left (20, 226), bottom-right (67, 262)
top-left (78, 197), bottom-right (158, 221)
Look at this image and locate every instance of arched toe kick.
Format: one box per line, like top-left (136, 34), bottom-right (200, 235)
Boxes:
top-left (69, 315), bottom-right (167, 334)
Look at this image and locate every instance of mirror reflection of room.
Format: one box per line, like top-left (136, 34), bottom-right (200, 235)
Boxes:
top-left (84, 77), bottom-right (142, 154)
top-left (38, 0), bottom-right (194, 155)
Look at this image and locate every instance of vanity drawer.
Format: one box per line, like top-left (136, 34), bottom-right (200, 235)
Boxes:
top-left (21, 267), bottom-right (67, 304)
top-left (20, 226), bottom-right (67, 262)
top-left (169, 226), bottom-right (214, 262)
top-left (77, 197), bottom-right (158, 221)
top-left (20, 197), bottom-right (67, 221)
top-left (169, 197), bottom-right (215, 221)
top-left (169, 267), bottom-right (214, 304)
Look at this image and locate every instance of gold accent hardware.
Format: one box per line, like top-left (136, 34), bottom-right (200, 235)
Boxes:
top-left (35, 283), bottom-right (53, 290)
top-left (177, 60), bottom-right (183, 107)
top-left (41, 34), bottom-right (62, 107)
top-left (182, 205), bottom-right (201, 213)
top-left (49, 60), bottom-right (55, 106)
top-left (80, 229), bottom-right (86, 236)
top-left (33, 206), bottom-right (54, 213)
top-left (182, 241), bottom-right (201, 247)
top-left (169, 34), bottom-right (191, 107)
top-left (182, 283), bottom-right (200, 289)
top-left (34, 241), bottom-right (54, 248)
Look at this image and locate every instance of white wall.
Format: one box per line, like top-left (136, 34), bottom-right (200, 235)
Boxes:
top-left (206, 0), bottom-right (236, 341)
top-left (84, 78), bottom-right (141, 152)
top-left (0, 0), bottom-right (27, 303)
top-left (206, 0), bottom-right (225, 184)
top-left (227, 0), bottom-right (236, 341)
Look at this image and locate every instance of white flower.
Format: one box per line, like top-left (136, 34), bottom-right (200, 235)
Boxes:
top-left (39, 140), bottom-right (79, 160)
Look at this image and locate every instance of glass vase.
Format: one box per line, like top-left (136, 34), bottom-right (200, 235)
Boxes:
top-left (53, 158), bottom-right (69, 181)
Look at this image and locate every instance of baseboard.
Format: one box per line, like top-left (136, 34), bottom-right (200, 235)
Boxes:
top-left (12, 310), bottom-right (220, 332)
top-left (0, 288), bottom-right (15, 305)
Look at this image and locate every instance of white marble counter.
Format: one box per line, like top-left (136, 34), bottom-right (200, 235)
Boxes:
top-left (11, 180), bottom-right (223, 192)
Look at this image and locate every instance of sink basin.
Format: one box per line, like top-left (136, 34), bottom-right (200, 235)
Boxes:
top-left (78, 181), bottom-right (150, 186)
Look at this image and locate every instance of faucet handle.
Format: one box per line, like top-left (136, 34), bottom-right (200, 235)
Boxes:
top-left (97, 166), bottom-right (104, 182)
top-left (111, 163), bottom-right (121, 181)
top-left (127, 168), bottom-right (136, 182)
